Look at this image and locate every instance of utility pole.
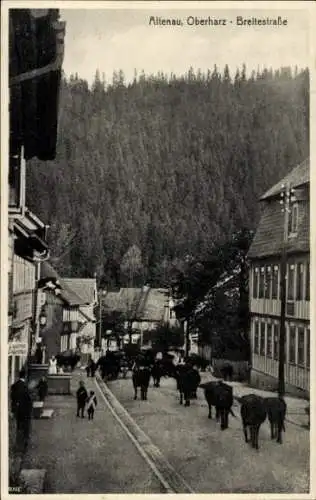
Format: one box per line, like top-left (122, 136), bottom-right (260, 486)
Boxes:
top-left (278, 183), bottom-right (296, 397)
top-left (98, 289), bottom-right (106, 350)
top-left (99, 292), bottom-right (102, 348)
top-left (184, 317), bottom-right (190, 358)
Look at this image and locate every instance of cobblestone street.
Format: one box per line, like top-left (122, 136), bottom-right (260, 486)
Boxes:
top-left (18, 370), bottom-right (310, 493)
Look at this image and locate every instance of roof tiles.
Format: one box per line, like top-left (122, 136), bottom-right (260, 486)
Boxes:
top-left (248, 158), bottom-right (310, 259)
top-left (62, 278), bottom-right (97, 305)
top-left (260, 158), bottom-right (309, 200)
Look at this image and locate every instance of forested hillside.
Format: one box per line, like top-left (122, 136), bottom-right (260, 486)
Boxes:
top-left (26, 65), bottom-right (309, 286)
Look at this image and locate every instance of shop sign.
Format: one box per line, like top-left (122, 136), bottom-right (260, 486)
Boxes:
top-left (9, 341), bottom-right (28, 356)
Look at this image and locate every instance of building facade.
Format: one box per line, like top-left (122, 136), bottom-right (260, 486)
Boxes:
top-left (38, 262), bottom-right (85, 358)
top-left (8, 210), bottom-right (48, 385)
top-left (62, 278), bottom-right (97, 358)
top-left (102, 286), bottom-right (179, 347)
top-left (7, 9), bottom-right (66, 384)
top-left (248, 158), bottom-right (310, 395)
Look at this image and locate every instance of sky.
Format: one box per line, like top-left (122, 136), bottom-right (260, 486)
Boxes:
top-left (60, 6), bottom-right (310, 86)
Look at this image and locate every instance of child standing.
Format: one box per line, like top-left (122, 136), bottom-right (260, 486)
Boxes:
top-left (86, 390), bottom-right (97, 420)
top-left (76, 381), bottom-right (88, 418)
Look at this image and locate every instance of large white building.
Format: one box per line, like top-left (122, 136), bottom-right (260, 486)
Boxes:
top-left (248, 158), bottom-right (310, 396)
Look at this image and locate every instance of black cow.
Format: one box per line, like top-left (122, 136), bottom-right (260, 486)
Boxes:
top-left (200, 381), bottom-right (235, 430)
top-left (240, 394), bottom-right (267, 450)
top-left (132, 367), bottom-right (151, 400)
top-left (265, 397), bottom-right (287, 444)
top-left (190, 366), bottom-right (201, 398)
top-left (97, 352), bottom-right (120, 380)
top-left (56, 352), bottom-right (80, 371)
top-left (175, 364), bottom-right (200, 407)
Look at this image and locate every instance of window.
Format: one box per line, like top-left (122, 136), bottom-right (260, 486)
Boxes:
top-left (288, 203), bottom-right (299, 234)
top-left (306, 328), bottom-right (310, 368)
top-left (264, 266), bottom-right (272, 299)
top-left (259, 322), bottom-right (266, 356)
top-left (273, 323), bottom-right (279, 360)
top-left (253, 321), bottom-right (259, 354)
top-left (287, 264), bottom-right (295, 301)
top-left (253, 268), bottom-right (259, 299)
top-left (296, 263), bottom-right (304, 301)
top-left (297, 327), bottom-right (305, 366)
top-left (305, 262), bottom-right (310, 301)
top-left (266, 324), bottom-right (272, 358)
top-left (259, 267), bottom-right (265, 298)
top-left (289, 326), bottom-right (296, 364)
top-left (272, 265), bottom-right (279, 299)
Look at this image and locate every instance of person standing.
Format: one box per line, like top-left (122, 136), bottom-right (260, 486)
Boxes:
top-left (10, 369), bottom-right (33, 453)
top-left (48, 355), bottom-right (57, 375)
top-left (86, 390), bottom-right (97, 420)
top-left (76, 381), bottom-right (88, 418)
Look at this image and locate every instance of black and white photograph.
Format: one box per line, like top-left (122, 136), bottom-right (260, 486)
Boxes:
top-left (1, 1), bottom-right (314, 496)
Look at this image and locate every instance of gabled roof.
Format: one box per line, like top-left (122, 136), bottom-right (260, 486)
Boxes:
top-left (248, 158), bottom-right (310, 259)
top-left (62, 278), bottom-right (97, 305)
top-left (101, 286), bottom-right (170, 322)
top-left (138, 288), bottom-right (169, 321)
top-left (40, 261), bottom-right (60, 281)
top-left (118, 288), bottom-right (142, 315)
top-left (40, 262), bottom-right (85, 306)
top-left (260, 158), bottom-right (309, 200)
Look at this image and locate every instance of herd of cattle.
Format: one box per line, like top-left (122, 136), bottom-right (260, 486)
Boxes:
top-left (93, 351), bottom-right (287, 451)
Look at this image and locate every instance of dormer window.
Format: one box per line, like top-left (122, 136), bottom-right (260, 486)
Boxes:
top-left (288, 203), bottom-right (299, 235)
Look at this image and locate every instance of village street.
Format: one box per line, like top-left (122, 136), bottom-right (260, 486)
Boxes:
top-left (21, 371), bottom-right (165, 494)
top-left (21, 369), bottom-right (309, 494)
top-left (106, 372), bottom-right (309, 494)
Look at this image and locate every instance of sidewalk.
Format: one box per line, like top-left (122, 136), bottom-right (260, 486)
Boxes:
top-left (18, 369), bottom-right (164, 493)
top-left (198, 372), bottom-right (309, 429)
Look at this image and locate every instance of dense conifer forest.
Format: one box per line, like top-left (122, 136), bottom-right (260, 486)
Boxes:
top-left (26, 65), bottom-right (309, 287)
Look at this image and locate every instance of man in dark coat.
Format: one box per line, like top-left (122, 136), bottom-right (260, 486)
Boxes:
top-left (76, 380), bottom-right (88, 418)
top-left (10, 369), bottom-right (33, 452)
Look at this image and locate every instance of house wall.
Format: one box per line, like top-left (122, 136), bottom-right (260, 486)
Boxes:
top-left (250, 315), bottom-right (310, 392)
top-left (250, 255), bottom-right (310, 321)
top-left (8, 253), bottom-right (36, 385)
top-left (249, 249), bottom-right (310, 394)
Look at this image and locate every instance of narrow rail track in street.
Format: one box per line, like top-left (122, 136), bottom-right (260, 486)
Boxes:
top-left (95, 375), bottom-right (195, 494)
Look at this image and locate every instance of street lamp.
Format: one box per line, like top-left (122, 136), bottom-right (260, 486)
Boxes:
top-left (278, 183), bottom-right (296, 397)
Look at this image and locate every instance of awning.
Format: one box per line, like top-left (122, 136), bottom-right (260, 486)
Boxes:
top-left (9, 9), bottom-right (66, 161)
top-left (29, 233), bottom-right (48, 252)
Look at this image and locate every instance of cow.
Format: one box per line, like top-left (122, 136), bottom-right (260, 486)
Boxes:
top-left (175, 363), bottom-right (200, 407)
top-left (200, 380), bottom-right (235, 430)
top-left (132, 366), bottom-right (151, 400)
top-left (264, 397), bottom-right (287, 444)
top-left (240, 394), bottom-right (267, 450)
top-left (189, 366), bottom-right (201, 398)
